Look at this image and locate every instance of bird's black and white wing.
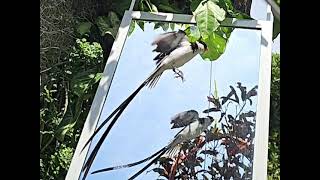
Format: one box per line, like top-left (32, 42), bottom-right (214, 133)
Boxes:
top-left (170, 110), bottom-right (199, 129)
top-left (164, 116), bottom-right (214, 159)
top-left (152, 30), bottom-right (189, 65)
top-left (151, 30), bottom-right (186, 53)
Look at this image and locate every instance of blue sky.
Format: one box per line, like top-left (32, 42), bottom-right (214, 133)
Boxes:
top-left (80, 1), bottom-right (279, 179)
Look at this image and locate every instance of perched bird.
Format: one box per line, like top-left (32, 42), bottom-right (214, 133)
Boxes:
top-left (163, 115), bottom-right (214, 159)
top-left (80, 30), bottom-right (208, 180)
top-left (170, 109), bottom-right (199, 129)
top-left (90, 113), bottom-right (214, 180)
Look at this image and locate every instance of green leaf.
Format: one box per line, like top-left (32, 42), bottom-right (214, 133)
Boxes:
top-left (191, 0), bottom-right (202, 12)
top-left (273, 17), bottom-right (280, 40)
top-left (161, 23), bottom-right (169, 31)
top-left (55, 98), bottom-right (84, 141)
top-left (55, 106), bottom-right (74, 141)
top-left (154, 22), bottom-right (162, 30)
top-left (76, 22), bottom-right (92, 36)
top-left (184, 26), bottom-right (201, 42)
top-left (150, 3), bottom-right (158, 12)
top-left (96, 16), bottom-right (111, 36)
top-left (235, 12), bottom-right (252, 19)
top-left (112, 0), bottom-right (131, 16)
top-left (194, 0), bottom-right (226, 39)
top-left (169, 23), bottom-right (175, 31)
top-left (71, 71), bottom-right (102, 97)
top-left (158, 4), bottom-right (182, 13)
top-left (137, 21), bottom-right (145, 31)
top-left (108, 11), bottom-right (120, 27)
top-left (201, 31), bottom-right (227, 61)
top-left (95, 12), bottom-right (120, 37)
top-left (128, 20), bottom-right (136, 37)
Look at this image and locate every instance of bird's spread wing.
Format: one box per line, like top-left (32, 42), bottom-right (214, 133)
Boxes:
top-left (170, 110), bottom-right (199, 129)
top-left (151, 31), bottom-right (178, 53)
top-left (152, 30), bottom-right (187, 64)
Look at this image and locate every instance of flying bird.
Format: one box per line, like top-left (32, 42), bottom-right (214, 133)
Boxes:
top-left (80, 30), bottom-right (208, 180)
top-left (152, 29), bottom-right (187, 53)
top-left (90, 112), bottom-right (214, 180)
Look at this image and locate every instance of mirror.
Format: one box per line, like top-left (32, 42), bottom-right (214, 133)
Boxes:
top-left (81, 20), bottom-right (261, 180)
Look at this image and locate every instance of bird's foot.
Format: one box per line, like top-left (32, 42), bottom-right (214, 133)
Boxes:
top-left (173, 69), bottom-right (185, 82)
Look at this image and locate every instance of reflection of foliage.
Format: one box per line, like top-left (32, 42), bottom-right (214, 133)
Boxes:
top-left (150, 83), bottom-right (258, 179)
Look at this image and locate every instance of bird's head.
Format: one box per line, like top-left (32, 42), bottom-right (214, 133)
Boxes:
top-left (201, 116), bottom-right (214, 127)
top-left (178, 29), bottom-right (187, 35)
top-left (207, 115), bottom-right (214, 122)
top-left (197, 40), bottom-right (208, 53)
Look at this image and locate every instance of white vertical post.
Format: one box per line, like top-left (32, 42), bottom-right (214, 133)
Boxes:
top-left (252, 5), bottom-right (274, 180)
top-left (65, 11), bottom-right (133, 180)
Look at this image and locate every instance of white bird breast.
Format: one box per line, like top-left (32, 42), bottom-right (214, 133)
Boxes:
top-left (181, 120), bottom-right (206, 139)
top-left (162, 45), bottom-right (199, 69)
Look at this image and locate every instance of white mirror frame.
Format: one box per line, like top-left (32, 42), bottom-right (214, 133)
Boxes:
top-left (66, 8), bottom-right (273, 180)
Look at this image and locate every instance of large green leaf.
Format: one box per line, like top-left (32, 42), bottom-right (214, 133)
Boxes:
top-left (194, 0), bottom-right (226, 39)
top-left (201, 31), bottom-right (227, 61)
top-left (215, 26), bottom-right (234, 39)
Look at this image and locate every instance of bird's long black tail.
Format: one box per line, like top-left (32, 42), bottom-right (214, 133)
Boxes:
top-left (128, 148), bottom-right (168, 180)
top-left (81, 67), bottom-right (162, 153)
top-left (80, 98), bottom-right (130, 153)
top-left (81, 81), bottom-right (146, 180)
top-left (81, 67), bottom-right (162, 180)
top-left (91, 147), bottom-right (167, 174)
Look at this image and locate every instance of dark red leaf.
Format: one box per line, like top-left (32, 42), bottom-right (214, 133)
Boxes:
top-left (203, 107), bottom-right (220, 113)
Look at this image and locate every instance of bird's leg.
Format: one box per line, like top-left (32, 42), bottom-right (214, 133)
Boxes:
top-left (172, 68), bottom-right (185, 82)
